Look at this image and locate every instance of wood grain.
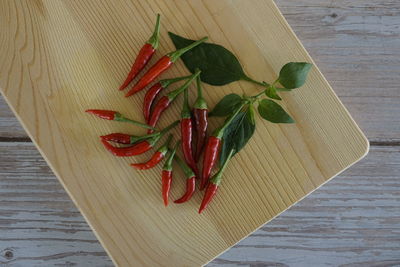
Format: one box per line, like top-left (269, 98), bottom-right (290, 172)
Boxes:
top-left (2, 0), bottom-right (399, 142)
top-left (0, 0), bottom-right (372, 266)
top-left (1, 145), bottom-right (398, 266)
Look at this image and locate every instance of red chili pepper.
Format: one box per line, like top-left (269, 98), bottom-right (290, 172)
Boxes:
top-left (161, 141), bottom-right (180, 206)
top-left (200, 136), bottom-right (221, 190)
top-left (174, 155), bottom-right (196, 204)
top-left (130, 135), bottom-right (172, 170)
top-left (101, 121), bottom-right (178, 157)
top-left (100, 133), bottom-right (132, 144)
top-left (119, 14), bottom-right (161, 91)
top-left (200, 105), bottom-right (244, 190)
top-left (180, 88), bottom-right (199, 177)
top-left (199, 149), bottom-right (234, 214)
top-left (143, 75), bottom-right (191, 122)
top-left (193, 74), bottom-right (208, 162)
top-left (147, 70), bottom-right (201, 133)
top-left (101, 139), bottom-right (153, 157)
top-left (86, 109), bottom-right (155, 130)
top-left (101, 132), bottom-right (159, 145)
top-left (125, 37), bottom-right (208, 97)
top-left (86, 109), bottom-right (117, 120)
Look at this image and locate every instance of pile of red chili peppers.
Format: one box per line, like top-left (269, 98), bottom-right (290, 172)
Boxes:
top-left (85, 14), bottom-right (245, 213)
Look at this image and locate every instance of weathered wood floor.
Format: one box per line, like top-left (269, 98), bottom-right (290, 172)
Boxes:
top-left (1, 0), bottom-right (399, 266)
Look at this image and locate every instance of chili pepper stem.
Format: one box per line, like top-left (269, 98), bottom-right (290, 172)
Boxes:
top-left (181, 85), bottom-right (191, 118)
top-left (174, 155), bottom-right (195, 178)
top-left (242, 75), bottom-right (267, 87)
top-left (162, 141), bottom-right (180, 206)
top-left (211, 149), bottom-right (235, 185)
top-left (160, 120), bottom-right (180, 135)
top-left (116, 116), bottom-right (156, 130)
top-left (146, 14), bottom-right (161, 48)
top-left (149, 120), bottom-right (179, 147)
top-left (251, 78), bottom-right (280, 99)
top-left (213, 103), bottom-right (245, 138)
top-left (194, 71), bottom-right (207, 109)
top-left (168, 37), bottom-right (208, 63)
top-left (167, 70), bottom-right (201, 100)
top-left (160, 75), bottom-right (192, 88)
top-left (158, 134), bottom-right (173, 153)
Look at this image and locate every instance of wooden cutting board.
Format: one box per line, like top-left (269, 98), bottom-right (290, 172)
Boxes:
top-left (0, 0), bottom-right (369, 266)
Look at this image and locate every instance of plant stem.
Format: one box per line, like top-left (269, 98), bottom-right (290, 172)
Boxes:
top-left (250, 78), bottom-right (280, 99)
top-left (211, 149), bottom-right (235, 185)
top-left (213, 103), bottom-right (245, 138)
top-left (242, 75), bottom-right (268, 87)
top-left (147, 14), bottom-right (161, 48)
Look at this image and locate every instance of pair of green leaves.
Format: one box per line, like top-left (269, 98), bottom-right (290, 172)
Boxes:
top-left (169, 32), bottom-right (312, 91)
top-left (210, 93), bottom-right (294, 124)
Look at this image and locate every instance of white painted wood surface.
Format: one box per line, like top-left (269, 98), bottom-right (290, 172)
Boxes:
top-left (1, 0), bottom-right (399, 266)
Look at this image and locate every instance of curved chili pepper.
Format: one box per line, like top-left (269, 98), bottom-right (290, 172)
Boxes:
top-left (143, 75), bottom-right (191, 122)
top-left (130, 135), bottom-right (172, 170)
top-left (101, 133), bottom-right (132, 144)
top-left (200, 105), bottom-right (244, 190)
top-left (161, 141), bottom-right (179, 206)
top-left (101, 132), bottom-right (159, 145)
top-left (193, 74), bottom-right (208, 162)
top-left (125, 37), bottom-right (208, 97)
top-left (101, 139), bottom-right (152, 157)
top-left (101, 120), bottom-right (179, 157)
top-left (199, 149), bottom-right (234, 214)
top-left (119, 14), bottom-right (161, 91)
top-left (147, 70), bottom-right (201, 133)
top-left (86, 109), bottom-right (155, 130)
top-left (174, 155), bottom-right (196, 204)
top-left (180, 88), bottom-right (199, 177)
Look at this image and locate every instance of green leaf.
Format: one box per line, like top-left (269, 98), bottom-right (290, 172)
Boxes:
top-left (209, 94), bottom-right (243, 117)
top-left (279, 62), bottom-right (312, 89)
top-left (220, 107), bottom-right (256, 165)
top-left (168, 32), bottom-right (246, 86)
top-left (265, 85), bottom-right (281, 100)
top-left (258, 99), bottom-right (294, 123)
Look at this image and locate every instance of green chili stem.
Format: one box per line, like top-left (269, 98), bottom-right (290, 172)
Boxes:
top-left (181, 84), bottom-right (191, 118)
top-left (117, 116), bottom-right (155, 130)
top-left (157, 134), bottom-right (173, 153)
top-left (163, 141), bottom-right (180, 171)
top-left (174, 155), bottom-right (195, 178)
top-left (147, 14), bottom-right (161, 48)
top-left (242, 75), bottom-right (267, 87)
top-left (167, 70), bottom-right (200, 100)
top-left (251, 78), bottom-right (280, 99)
top-left (196, 70), bottom-right (203, 98)
top-left (168, 37), bottom-right (208, 62)
top-left (213, 103), bottom-right (245, 138)
top-left (194, 72), bottom-right (207, 109)
top-left (160, 75), bottom-right (192, 88)
top-left (159, 120), bottom-right (180, 136)
top-left (211, 149), bottom-right (235, 185)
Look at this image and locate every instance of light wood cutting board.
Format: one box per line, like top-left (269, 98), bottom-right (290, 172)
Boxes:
top-left (0, 0), bottom-right (369, 266)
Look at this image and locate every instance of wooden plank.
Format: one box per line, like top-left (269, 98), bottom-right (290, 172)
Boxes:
top-left (0, 96), bottom-right (27, 139)
top-left (1, 0), bottom-right (399, 142)
top-left (275, 0), bottom-right (400, 142)
top-left (0, 142), bottom-right (112, 266)
top-left (1, 144), bottom-right (399, 266)
top-left (0, 0), bottom-right (368, 265)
